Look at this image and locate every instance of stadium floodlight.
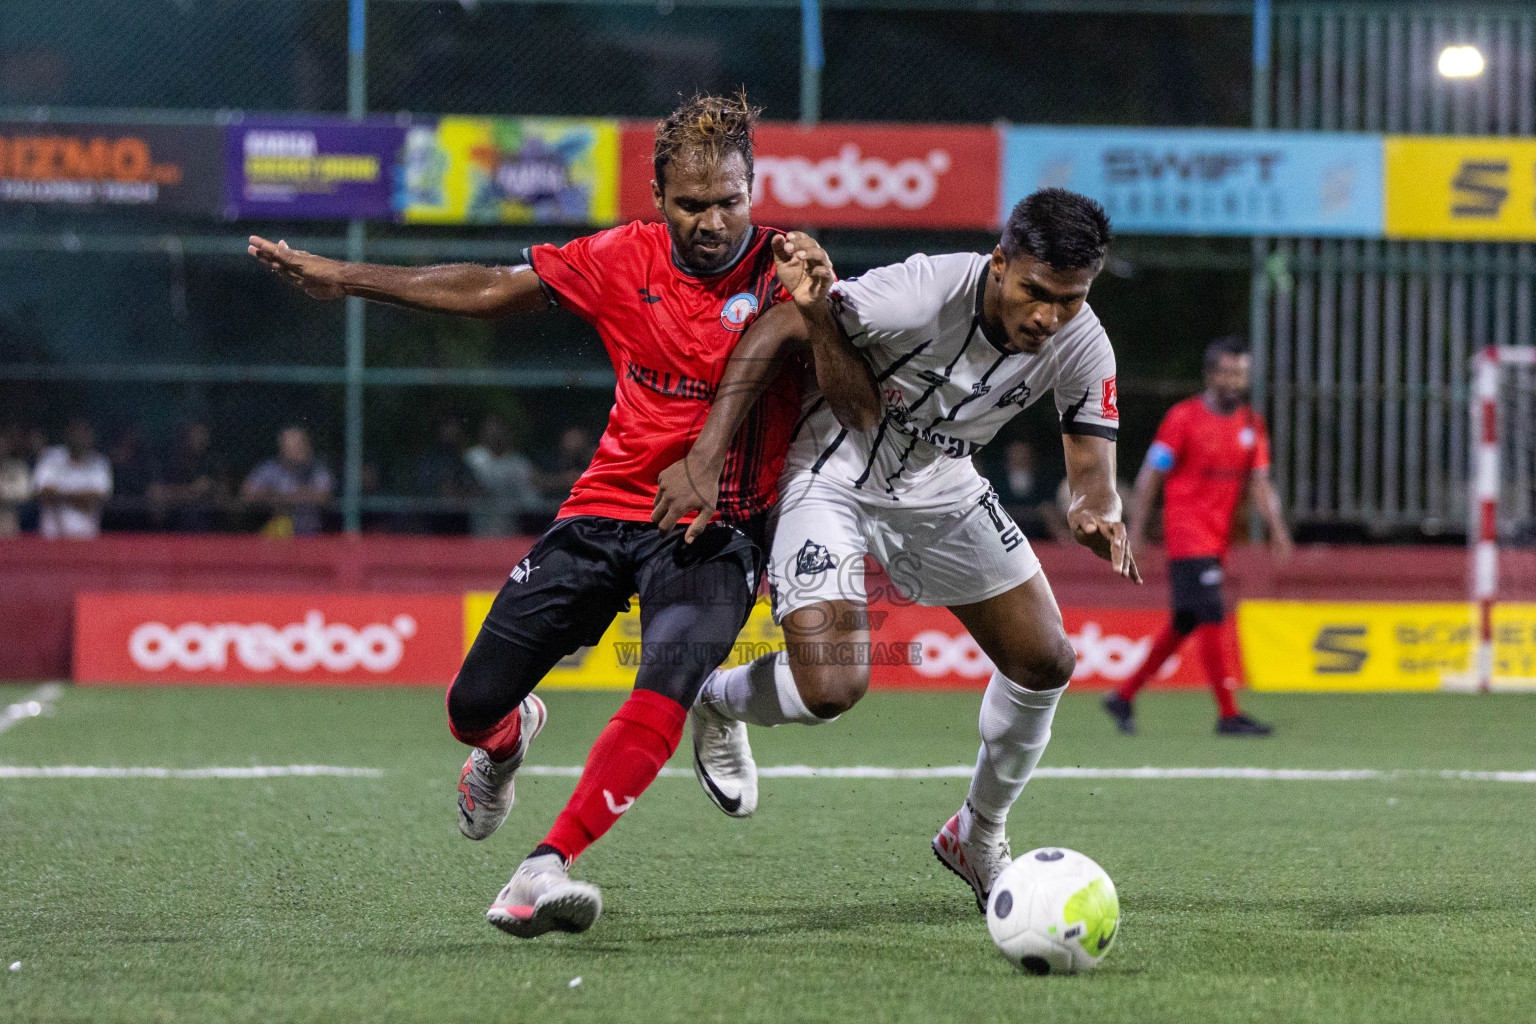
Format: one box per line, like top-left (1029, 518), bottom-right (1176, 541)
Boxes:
top-left (1438, 45), bottom-right (1485, 78)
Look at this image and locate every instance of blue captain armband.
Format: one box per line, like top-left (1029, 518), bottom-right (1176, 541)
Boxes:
top-left (1145, 441), bottom-right (1176, 472)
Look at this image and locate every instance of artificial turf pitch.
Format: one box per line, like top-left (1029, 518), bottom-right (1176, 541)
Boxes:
top-left (1, 684), bottom-right (1533, 1024)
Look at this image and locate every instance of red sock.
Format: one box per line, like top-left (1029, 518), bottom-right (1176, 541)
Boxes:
top-left (445, 686), bottom-right (524, 762)
top-left (1195, 624), bottom-right (1241, 718)
top-left (1117, 622), bottom-right (1186, 702)
top-left (541, 689), bottom-right (687, 864)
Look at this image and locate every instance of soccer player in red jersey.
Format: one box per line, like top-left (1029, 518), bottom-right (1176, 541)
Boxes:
top-left (1105, 336), bottom-right (1292, 736)
top-left (248, 94), bottom-right (879, 938)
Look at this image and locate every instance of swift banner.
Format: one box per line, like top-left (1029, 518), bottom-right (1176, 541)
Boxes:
top-left (462, 594), bottom-right (1221, 690)
top-left (400, 117), bottom-right (619, 225)
top-left (1237, 600), bottom-right (1536, 691)
top-left (1385, 136), bottom-right (1536, 241)
top-left (225, 117), bottom-right (403, 220)
top-left (618, 121), bottom-right (1000, 229)
top-left (0, 123), bottom-right (223, 214)
top-left (1002, 127), bottom-right (1383, 236)
top-left (74, 593), bottom-right (463, 685)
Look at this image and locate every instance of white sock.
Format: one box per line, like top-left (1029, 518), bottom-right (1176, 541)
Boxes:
top-left (966, 671), bottom-right (1067, 825)
top-left (696, 651), bottom-right (831, 726)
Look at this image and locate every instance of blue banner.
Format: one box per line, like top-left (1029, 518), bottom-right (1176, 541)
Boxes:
top-left (1002, 127), bottom-right (1383, 237)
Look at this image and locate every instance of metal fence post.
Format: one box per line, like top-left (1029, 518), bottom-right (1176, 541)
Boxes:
top-left (1249, 0), bottom-right (1271, 539)
top-left (800, 0), bottom-right (823, 126)
top-left (343, 0), bottom-right (368, 534)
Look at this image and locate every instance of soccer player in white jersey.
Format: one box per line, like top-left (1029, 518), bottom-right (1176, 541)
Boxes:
top-left (653, 189), bottom-right (1139, 912)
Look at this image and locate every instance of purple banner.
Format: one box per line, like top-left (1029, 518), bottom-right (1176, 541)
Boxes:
top-left (225, 117), bottom-right (404, 220)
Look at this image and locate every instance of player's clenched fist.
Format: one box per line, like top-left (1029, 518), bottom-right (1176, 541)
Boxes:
top-left (248, 236), bottom-right (346, 300)
top-left (771, 230), bottom-right (835, 310)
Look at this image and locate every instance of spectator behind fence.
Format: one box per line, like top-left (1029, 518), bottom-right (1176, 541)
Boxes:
top-left (464, 413), bottom-right (535, 537)
top-left (990, 439), bottom-right (1057, 540)
top-left (416, 415), bottom-right (474, 501)
top-left (149, 421), bottom-right (226, 532)
top-left (33, 418), bottom-right (113, 539)
top-left (543, 424), bottom-right (598, 502)
top-left (241, 426), bottom-right (333, 537)
top-left (0, 427), bottom-right (32, 537)
top-left (105, 424), bottom-right (153, 530)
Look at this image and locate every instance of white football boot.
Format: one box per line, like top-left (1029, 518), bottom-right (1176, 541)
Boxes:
top-left (456, 693), bottom-right (547, 840)
top-left (690, 689), bottom-right (758, 818)
top-left (486, 852), bottom-right (602, 938)
top-left (932, 801), bottom-right (1013, 914)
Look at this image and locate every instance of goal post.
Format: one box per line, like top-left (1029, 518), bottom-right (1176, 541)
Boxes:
top-left (1466, 345), bottom-right (1536, 692)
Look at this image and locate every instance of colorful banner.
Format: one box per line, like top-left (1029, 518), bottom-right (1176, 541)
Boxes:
top-left (619, 121), bottom-right (1000, 229)
top-left (1238, 600), bottom-right (1536, 691)
top-left (0, 123), bottom-right (223, 214)
top-left (463, 595), bottom-right (1217, 690)
top-left (224, 117), bottom-right (403, 220)
top-left (1385, 136), bottom-right (1536, 241)
top-left (74, 593), bottom-right (464, 685)
top-left (1002, 127), bottom-right (1383, 237)
top-left (400, 117), bottom-right (619, 225)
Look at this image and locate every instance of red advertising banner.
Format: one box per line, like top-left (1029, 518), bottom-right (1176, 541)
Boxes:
top-left (867, 603), bottom-right (1231, 690)
top-left (74, 593), bottom-right (463, 686)
top-left (619, 121), bottom-right (1000, 229)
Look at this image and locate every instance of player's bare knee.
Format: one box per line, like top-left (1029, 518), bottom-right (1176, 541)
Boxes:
top-left (995, 634), bottom-right (1076, 692)
top-left (789, 658), bottom-right (868, 719)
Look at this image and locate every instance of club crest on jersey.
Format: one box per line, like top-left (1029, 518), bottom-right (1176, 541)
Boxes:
top-left (794, 539), bottom-right (837, 577)
top-left (995, 381), bottom-right (1032, 409)
top-left (1239, 426), bottom-right (1256, 449)
top-left (720, 292), bottom-right (759, 331)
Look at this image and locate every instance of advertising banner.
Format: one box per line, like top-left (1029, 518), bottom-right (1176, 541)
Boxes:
top-left (1002, 127), bottom-right (1383, 237)
top-left (224, 117), bottom-right (403, 220)
top-left (74, 593), bottom-right (463, 686)
top-left (463, 594), bottom-right (1218, 690)
top-left (1238, 600), bottom-right (1536, 691)
top-left (0, 122), bottom-right (223, 214)
top-left (400, 117), bottom-right (619, 225)
top-left (618, 121), bottom-right (1000, 229)
top-left (1384, 136), bottom-right (1536, 241)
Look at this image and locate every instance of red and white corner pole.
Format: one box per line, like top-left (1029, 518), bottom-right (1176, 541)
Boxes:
top-left (1471, 347), bottom-right (1500, 692)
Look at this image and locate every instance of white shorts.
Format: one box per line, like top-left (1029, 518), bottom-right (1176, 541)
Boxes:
top-left (766, 480), bottom-right (1042, 623)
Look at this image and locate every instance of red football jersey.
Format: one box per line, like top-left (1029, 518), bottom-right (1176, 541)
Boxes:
top-left (1148, 396), bottom-right (1271, 559)
top-left (529, 221), bottom-right (801, 523)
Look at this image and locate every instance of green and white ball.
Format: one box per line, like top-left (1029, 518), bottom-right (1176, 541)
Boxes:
top-left (986, 847), bottom-right (1120, 975)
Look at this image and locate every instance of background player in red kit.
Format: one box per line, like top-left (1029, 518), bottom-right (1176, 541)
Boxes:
top-left (1105, 336), bottom-right (1292, 736)
top-left (248, 94), bottom-right (877, 938)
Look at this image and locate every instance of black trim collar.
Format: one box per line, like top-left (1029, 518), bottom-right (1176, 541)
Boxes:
top-left (670, 228), bottom-right (756, 279)
top-left (972, 261), bottom-right (1012, 354)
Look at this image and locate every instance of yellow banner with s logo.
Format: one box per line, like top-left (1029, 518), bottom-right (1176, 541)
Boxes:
top-left (1384, 137), bottom-right (1536, 241)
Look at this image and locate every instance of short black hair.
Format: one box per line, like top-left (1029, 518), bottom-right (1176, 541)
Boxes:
top-left (1204, 335), bottom-right (1250, 372)
top-left (999, 188), bottom-right (1111, 270)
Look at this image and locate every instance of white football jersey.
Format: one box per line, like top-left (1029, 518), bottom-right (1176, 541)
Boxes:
top-left (782, 251), bottom-right (1119, 508)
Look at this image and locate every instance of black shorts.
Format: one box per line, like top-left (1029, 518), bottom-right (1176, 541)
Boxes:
top-left (474, 514), bottom-right (769, 705)
top-left (1168, 556), bottom-right (1226, 627)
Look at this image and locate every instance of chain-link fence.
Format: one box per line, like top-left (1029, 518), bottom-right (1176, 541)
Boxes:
top-left (0, 0), bottom-right (1388, 537)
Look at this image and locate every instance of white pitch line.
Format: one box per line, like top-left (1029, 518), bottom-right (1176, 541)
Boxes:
top-left (0, 683), bottom-right (63, 736)
top-left (0, 765), bottom-right (383, 779)
top-left (519, 765), bottom-right (1536, 783)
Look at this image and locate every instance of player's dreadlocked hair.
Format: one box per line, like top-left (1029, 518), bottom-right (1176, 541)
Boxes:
top-left (1000, 188), bottom-right (1112, 271)
top-left (652, 90), bottom-right (762, 191)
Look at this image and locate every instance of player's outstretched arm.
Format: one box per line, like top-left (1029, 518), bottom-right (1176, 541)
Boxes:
top-left (1063, 433), bottom-right (1141, 583)
top-left (772, 231), bottom-right (882, 433)
top-left (247, 236), bottom-right (547, 318)
top-left (1127, 461), bottom-right (1166, 558)
top-left (1249, 470), bottom-right (1294, 562)
top-left (652, 300), bottom-right (805, 541)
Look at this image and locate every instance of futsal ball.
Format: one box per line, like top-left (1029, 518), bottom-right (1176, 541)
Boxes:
top-left (986, 847), bottom-right (1120, 975)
